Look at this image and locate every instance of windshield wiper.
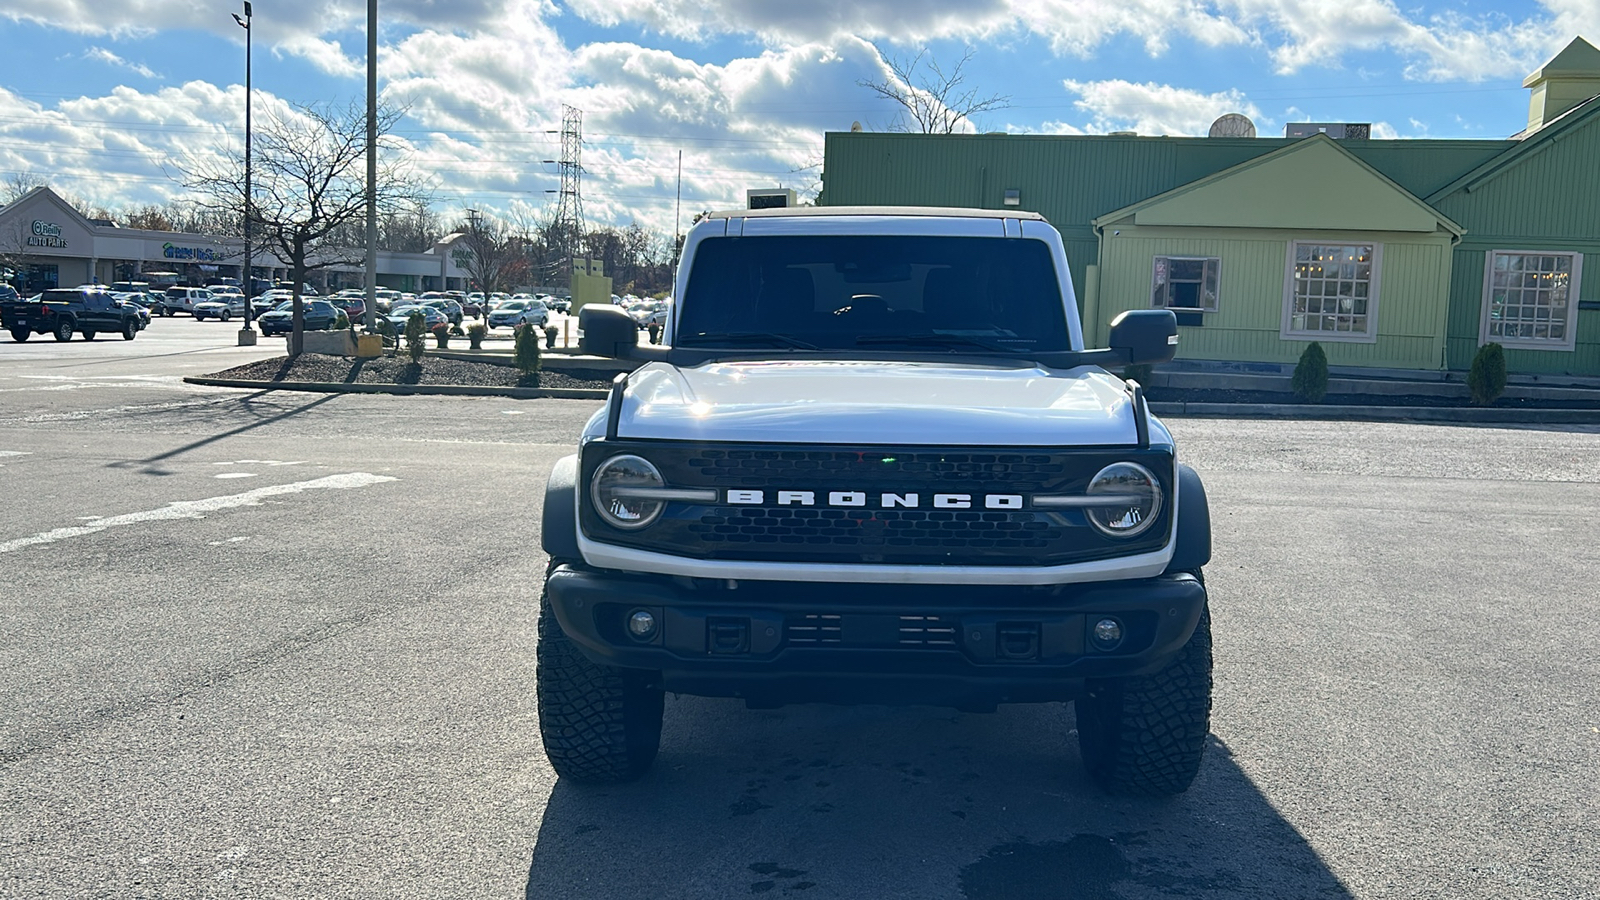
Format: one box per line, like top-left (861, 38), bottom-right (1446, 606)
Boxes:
top-left (856, 332), bottom-right (1018, 353)
top-left (677, 331), bottom-right (820, 350)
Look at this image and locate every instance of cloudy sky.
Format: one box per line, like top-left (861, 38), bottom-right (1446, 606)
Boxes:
top-left (0, 0), bottom-right (1593, 236)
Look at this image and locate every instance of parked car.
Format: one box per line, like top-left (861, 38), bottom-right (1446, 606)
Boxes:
top-left (256, 300), bottom-right (347, 336)
top-left (327, 295), bottom-right (367, 320)
top-left (2, 286), bottom-right (144, 341)
top-left (387, 304), bottom-right (449, 333)
top-left (421, 298), bottom-right (464, 326)
top-left (116, 297), bottom-right (152, 327)
top-left (192, 295), bottom-right (249, 322)
top-left (157, 286), bottom-right (214, 317)
top-left (487, 299), bottom-right (548, 329)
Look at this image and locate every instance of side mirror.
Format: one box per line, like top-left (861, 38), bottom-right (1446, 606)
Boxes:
top-left (1107, 309), bottom-right (1178, 366)
top-left (579, 304), bottom-right (638, 358)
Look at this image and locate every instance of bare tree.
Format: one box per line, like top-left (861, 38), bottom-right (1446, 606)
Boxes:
top-left (2, 171), bottom-right (49, 204)
top-left (183, 100), bottom-right (428, 353)
top-left (453, 209), bottom-right (519, 301)
top-left (857, 48), bottom-right (1010, 135)
top-left (121, 204), bottom-right (176, 232)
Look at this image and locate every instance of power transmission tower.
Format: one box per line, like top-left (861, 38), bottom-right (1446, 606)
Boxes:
top-left (553, 105), bottom-right (585, 266)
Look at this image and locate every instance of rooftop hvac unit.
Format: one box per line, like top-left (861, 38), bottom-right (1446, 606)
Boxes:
top-left (1285, 122), bottom-right (1371, 140)
top-left (747, 188), bottom-right (796, 210)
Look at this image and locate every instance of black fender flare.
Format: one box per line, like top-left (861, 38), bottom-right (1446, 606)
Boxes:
top-left (541, 454), bottom-right (581, 562)
top-left (1165, 463), bottom-right (1212, 574)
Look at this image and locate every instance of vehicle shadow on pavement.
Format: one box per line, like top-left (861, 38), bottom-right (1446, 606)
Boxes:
top-left (524, 697), bottom-right (1352, 899)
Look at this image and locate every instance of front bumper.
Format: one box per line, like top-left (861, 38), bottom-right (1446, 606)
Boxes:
top-left (543, 565), bottom-right (1206, 709)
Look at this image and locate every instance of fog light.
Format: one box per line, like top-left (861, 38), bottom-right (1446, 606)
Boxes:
top-left (1091, 617), bottom-right (1124, 651)
top-left (627, 609), bottom-right (658, 641)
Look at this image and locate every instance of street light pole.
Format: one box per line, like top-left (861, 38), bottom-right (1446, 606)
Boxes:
top-left (233, 2), bottom-right (255, 346)
top-left (363, 0), bottom-right (378, 334)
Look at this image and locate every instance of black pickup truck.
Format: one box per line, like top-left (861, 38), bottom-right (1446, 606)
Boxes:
top-left (2, 287), bottom-right (145, 342)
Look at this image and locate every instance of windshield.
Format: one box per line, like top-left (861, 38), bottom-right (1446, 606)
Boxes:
top-left (675, 235), bottom-right (1071, 353)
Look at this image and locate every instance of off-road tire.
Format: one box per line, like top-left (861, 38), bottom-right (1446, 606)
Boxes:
top-left (54, 320), bottom-right (73, 342)
top-left (82, 330), bottom-right (96, 341)
top-left (1076, 597), bottom-right (1212, 796)
top-left (122, 321), bottom-right (138, 340)
top-left (536, 587), bottom-right (663, 784)
top-left (10, 329), bottom-right (27, 342)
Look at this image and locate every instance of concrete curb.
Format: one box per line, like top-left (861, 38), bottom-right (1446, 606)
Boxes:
top-left (182, 376), bottom-right (609, 400)
top-left (1148, 401), bottom-right (1600, 425)
top-left (183, 377), bottom-right (1598, 423)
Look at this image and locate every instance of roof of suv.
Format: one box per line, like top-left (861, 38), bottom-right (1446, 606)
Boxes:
top-left (706, 205), bottom-right (1047, 222)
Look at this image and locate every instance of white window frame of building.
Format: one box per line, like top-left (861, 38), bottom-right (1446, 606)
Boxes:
top-left (1479, 250), bottom-right (1582, 352)
top-left (1281, 241), bottom-right (1381, 344)
top-left (1151, 256), bottom-right (1220, 313)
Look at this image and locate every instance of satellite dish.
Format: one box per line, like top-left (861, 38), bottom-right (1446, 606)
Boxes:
top-left (1208, 113), bottom-right (1257, 138)
top-left (850, 121), bottom-right (862, 132)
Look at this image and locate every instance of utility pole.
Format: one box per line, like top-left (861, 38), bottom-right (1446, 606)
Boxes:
top-left (674, 149), bottom-right (682, 268)
top-left (363, 0), bottom-right (378, 333)
top-left (232, 2), bottom-right (255, 345)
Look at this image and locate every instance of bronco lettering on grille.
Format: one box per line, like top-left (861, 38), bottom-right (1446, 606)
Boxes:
top-left (725, 490), bottom-right (1025, 510)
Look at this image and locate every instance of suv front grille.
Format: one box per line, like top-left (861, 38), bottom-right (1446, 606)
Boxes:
top-left (580, 441), bottom-right (1173, 567)
top-left (691, 507), bottom-right (1053, 550)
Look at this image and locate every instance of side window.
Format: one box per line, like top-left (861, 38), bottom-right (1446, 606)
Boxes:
top-left (1283, 242), bottom-right (1379, 342)
top-left (86, 293), bottom-right (110, 311)
top-left (1481, 251), bottom-right (1582, 351)
top-left (1152, 257), bottom-right (1220, 313)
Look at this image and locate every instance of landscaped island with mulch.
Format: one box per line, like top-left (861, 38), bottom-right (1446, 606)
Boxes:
top-left (210, 354), bottom-right (615, 391)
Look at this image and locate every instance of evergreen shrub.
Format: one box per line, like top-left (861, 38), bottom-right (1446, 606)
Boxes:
top-left (1291, 342), bottom-right (1329, 403)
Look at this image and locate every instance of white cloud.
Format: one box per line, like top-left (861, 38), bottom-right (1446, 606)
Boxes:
top-left (274, 36), bottom-right (363, 79)
top-left (82, 47), bottom-right (159, 80)
top-left (1060, 79), bottom-right (1265, 136)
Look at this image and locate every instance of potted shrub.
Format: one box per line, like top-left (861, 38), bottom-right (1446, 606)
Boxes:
top-left (544, 323), bottom-right (559, 349)
top-left (468, 322), bottom-right (487, 350)
top-left (432, 322), bottom-right (451, 349)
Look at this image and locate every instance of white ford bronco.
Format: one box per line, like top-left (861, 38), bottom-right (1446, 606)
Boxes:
top-left (538, 206), bottom-right (1212, 795)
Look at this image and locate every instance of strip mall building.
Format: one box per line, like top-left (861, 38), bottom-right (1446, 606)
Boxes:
top-left (0, 187), bottom-right (481, 294)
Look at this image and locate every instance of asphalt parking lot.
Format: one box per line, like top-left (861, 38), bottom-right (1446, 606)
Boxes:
top-left (0, 326), bottom-right (1597, 898)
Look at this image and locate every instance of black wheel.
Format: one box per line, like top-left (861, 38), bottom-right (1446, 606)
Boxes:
top-left (122, 321), bottom-right (137, 340)
top-left (221, 311), bottom-right (231, 322)
top-left (10, 328), bottom-right (27, 342)
top-left (536, 585), bottom-right (663, 783)
top-left (160, 306), bottom-right (171, 317)
top-left (54, 319), bottom-right (73, 342)
top-left (82, 330), bottom-right (96, 341)
top-left (1076, 596), bottom-right (1212, 796)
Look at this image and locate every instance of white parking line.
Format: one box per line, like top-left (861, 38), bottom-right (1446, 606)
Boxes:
top-left (0, 473), bottom-right (398, 555)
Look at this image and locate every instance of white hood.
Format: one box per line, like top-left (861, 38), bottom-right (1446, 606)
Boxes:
top-left (612, 359), bottom-right (1145, 447)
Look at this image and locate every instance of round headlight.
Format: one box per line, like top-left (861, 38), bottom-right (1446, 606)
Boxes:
top-left (1085, 462), bottom-right (1162, 539)
top-left (591, 454), bottom-right (667, 530)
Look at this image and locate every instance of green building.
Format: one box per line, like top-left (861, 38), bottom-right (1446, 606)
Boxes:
top-left (820, 37), bottom-right (1600, 377)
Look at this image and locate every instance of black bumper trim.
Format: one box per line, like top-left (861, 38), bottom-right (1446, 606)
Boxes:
top-left (542, 566), bottom-right (1206, 707)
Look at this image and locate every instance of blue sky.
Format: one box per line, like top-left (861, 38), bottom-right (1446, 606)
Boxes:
top-left (0, 0), bottom-right (1591, 236)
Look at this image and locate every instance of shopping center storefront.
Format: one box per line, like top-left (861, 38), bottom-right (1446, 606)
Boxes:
top-left (0, 187), bottom-right (471, 293)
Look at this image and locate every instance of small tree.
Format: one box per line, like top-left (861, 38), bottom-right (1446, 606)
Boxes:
top-left (1291, 342), bottom-right (1329, 403)
top-left (1468, 343), bottom-right (1508, 406)
top-left (514, 323), bottom-right (542, 385)
top-left (404, 311), bottom-right (427, 363)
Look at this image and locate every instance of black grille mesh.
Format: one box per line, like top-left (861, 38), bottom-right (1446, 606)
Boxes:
top-left (582, 441), bottom-right (1172, 566)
